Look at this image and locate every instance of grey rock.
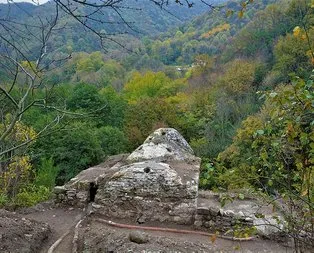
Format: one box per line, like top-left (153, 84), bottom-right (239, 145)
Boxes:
top-left (173, 216), bottom-right (182, 222)
top-left (91, 203), bottom-right (102, 209)
top-left (235, 211), bottom-right (245, 218)
top-left (208, 207), bottom-right (219, 216)
top-left (66, 190), bottom-right (76, 197)
top-left (194, 221), bottom-right (203, 227)
top-left (54, 186), bottom-right (66, 194)
top-left (224, 210), bottom-right (235, 217)
top-left (128, 231), bottom-right (149, 244)
top-left (254, 216), bottom-right (285, 237)
top-left (245, 217), bottom-right (254, 222)
top-left (136, 216), bottom-right (146, 224)
top-left (197, 207), bottom-right (210, 215)
top-left (194, 214), bottom-right (203, 221)
top-left (127, 128), bottom-right (196, 162)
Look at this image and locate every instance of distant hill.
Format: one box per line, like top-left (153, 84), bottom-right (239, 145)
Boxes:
top-left (136, 0), bottom-right (279, 65)
top-left (0, 0), bottom-right (226, 56)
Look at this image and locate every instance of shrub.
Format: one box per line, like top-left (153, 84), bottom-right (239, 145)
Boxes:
top-left (0, 193), bottom-right (8, 207)
top-left (13, 185), bottom-right (51, 207)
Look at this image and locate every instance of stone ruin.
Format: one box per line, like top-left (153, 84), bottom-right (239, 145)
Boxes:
top-left (54, 128), bottom-right (285, 238)
top-left (54, 128), bottom-right (201, 224)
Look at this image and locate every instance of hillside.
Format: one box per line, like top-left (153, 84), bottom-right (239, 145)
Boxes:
top-left (0, 0), bottom-right (313, 252)
top-left (0, 0), bottom-right (225, 55)
top-left (132, 0), bottom-right (279, 65)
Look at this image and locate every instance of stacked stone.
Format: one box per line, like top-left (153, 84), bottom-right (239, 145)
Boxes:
top-left (194, 206), bottom-right (254, 232)
top-left (53, 154), bottom-right (129, 207)
top-left (54, 185), bottom-right (89, 208)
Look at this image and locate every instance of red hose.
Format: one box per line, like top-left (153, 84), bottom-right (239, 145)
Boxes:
top-left (94, 218), bottom-right (255, 241)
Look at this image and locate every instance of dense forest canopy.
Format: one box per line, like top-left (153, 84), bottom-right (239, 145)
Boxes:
top-left (0, 0), bottom-right (313, 250)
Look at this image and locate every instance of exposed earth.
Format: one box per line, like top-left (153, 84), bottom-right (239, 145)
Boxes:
top-left (0, 202), bottom-right (295, 253)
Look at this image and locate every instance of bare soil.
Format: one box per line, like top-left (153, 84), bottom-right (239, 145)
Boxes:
top-left (22, 203), bottom-right (83, 253)
top-left (3, 204), bottom-right (292, 253)
top-left (0, 209), bottom-right (50, 253)
top-left (77, 216), bottom-right (293, 253)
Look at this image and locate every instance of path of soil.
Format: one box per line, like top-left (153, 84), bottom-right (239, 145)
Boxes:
top-left (22, 205), bottom-right (83, 253)
top-left (21, 205), bottom-right (294, 253)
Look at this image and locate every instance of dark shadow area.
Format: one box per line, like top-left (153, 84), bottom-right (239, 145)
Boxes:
top-left (89, 182), bottom-right (98, 202)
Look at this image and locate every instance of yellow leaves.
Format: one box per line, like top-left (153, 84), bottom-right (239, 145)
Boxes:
top-left (286, 123), bottom-right (294, 134)
top-left (226, 1), bottom-right (254, 18)
top-left (301, 188), bottom-right (308, 196)
top-left (201, 23), bottom-right (231, 39)
top-left (165, 92), bottom-right (189, 111)
top-left (13, 121), bottom-right (37, 143)
top-left (292, 26), bottom-right (310, 41)
top-left (241, 2), bottom-right (247, 8)
top-left (293, 26), bottom-right (311, 41)
top-left (293, 26), bottom-right (301, 37)
top-left (1, 156), bottom-right (33, 195)
top-left (124, 71), bottom-right (186, 104)
top-left (76, 51), bottom-right (104, 73)
top-left (20, 61), bottom-right (40, 77)
top-left (8, 156), bottom-right (32, 175)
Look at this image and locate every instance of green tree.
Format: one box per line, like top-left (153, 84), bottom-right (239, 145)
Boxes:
top-left (97, 126), bottom-right (129, 155)
top-left (214, 74), bottom-right (314, 251)
top-left (123, 71), bottom-right (186, 103)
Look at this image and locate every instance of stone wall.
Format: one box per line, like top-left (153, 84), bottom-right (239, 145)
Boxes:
top-left (194, 206), bottom-right (254, 232)
top-left (54, 154), bottom-right (130, 208)
top-left (194, 191), bottom-right (286, 239)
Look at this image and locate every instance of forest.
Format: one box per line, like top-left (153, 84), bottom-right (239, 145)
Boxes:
top-left (0, 0), bottom-right (313, 249)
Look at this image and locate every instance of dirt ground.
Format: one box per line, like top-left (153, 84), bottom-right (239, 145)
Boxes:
top-left (5, 204), bottom-right (293, 253)
top-left (78, 217), bottom-right (294, 253)
top-left (0, 209), bottom-right (50, 253)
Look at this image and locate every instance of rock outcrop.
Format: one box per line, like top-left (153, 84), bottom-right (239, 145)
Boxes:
top-left (54, 128), bottom-right (201, 225)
